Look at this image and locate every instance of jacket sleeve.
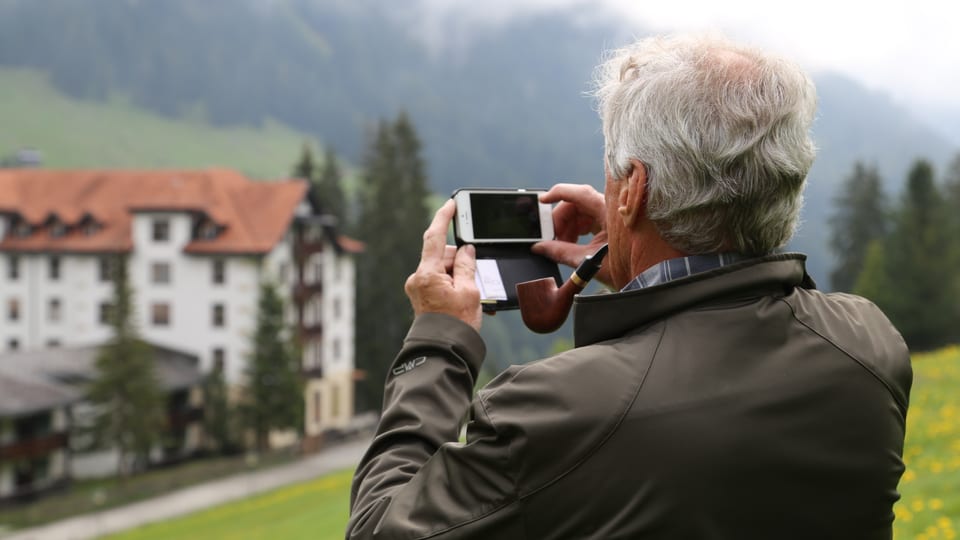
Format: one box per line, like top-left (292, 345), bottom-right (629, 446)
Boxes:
top-left (346, 313), bottom-right (524, 539)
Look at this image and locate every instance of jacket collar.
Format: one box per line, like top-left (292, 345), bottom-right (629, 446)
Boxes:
top-left (573, 253), bottom-right (815, 347)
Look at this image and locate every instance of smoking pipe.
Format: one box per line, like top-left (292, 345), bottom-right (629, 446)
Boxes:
top-left (517, 244), bottom-right (609, 333)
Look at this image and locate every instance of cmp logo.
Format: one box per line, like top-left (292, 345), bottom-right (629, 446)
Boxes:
top-left (392, 356), bottom-right (427, 376)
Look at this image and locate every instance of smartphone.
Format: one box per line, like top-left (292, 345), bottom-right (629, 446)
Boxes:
top-left (452, 188), bottom-right (554, 244)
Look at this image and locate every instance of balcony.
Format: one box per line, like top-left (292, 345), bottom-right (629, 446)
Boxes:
top-left (0, 431), bottom-right (69, 461)
top-left (302, 365), bottom-right (324, 379)
top-left (300, 322), bottom-right (323, 340)
top-left (294, 240), bottom-right (326, 260)
top-left (294, 282), bottom-right (323, 303)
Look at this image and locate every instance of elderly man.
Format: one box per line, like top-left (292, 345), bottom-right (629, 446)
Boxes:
top-left (347, 34), bottom-right (911, 539)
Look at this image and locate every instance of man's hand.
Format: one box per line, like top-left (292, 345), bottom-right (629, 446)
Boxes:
top-left (532, 183), bottom-right (612, 287)
top-left (405, 200), bottom-right (483, 330)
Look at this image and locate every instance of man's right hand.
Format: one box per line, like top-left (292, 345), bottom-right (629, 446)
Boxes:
top-left (532, 183), bottom-right (612, 287)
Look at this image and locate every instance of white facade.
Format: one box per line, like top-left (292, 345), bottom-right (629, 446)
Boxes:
top-left (1, 211), bottom-right (357, 432)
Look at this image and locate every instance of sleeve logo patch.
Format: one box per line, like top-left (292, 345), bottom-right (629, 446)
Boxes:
top-left (392, 356), bottom-right (427, 376)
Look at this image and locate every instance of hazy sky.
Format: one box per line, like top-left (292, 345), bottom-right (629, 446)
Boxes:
top-left (420, 0), bottom-right (959, 115)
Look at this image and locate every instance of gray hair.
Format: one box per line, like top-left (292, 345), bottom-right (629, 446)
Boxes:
top-left (594, 34), bottom-right (817, 255)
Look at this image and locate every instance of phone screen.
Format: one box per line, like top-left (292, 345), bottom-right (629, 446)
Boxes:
top-left (470, 193), bottom-right (542, 240)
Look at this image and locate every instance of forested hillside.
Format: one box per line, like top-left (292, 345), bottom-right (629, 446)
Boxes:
top-left (0, 0), bottom-right (955, 285)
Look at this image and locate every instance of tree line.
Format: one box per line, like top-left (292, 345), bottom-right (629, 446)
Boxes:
top-left (830, 153), bottom-right (960, 351)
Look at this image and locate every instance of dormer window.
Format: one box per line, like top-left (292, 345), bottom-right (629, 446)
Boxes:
top-left (193, 217), bottom-right (221, 241)
top-left (199, 222), bottom-right (219, 240)
top-left (50, 220), bottom-right (67, 238)
top-left (13, 221), bottom-right (31, 238)
top-left (80, 215), bottom-right (101, 236)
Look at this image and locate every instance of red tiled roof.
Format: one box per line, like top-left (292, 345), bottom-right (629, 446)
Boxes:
top-left (0, 168), bottom-right (308, 255)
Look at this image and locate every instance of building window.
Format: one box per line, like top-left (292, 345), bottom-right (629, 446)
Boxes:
top-left (333, 297), bottom-right (341, 321)
top-left (333, 338), bottom-right (341, 361)
top-left (212, 347), bottom-right (226, 372)
top-left (151, 262), bottom-right (171, 285)
top-left (313, 390), bottom-right (322, 425)
top-left (151, 303), bottom-right (171, 326)
top-left (7, 338), bottom-right (18, 351)
top-left (13, 221), bottom-right (31, 238)
top-left (311, 260), bottom-right (323, 284)
top-left (8, 299), bottom-right (20, 321)
top-left (313, 342), bottom-right (322, 366)
top-left (99, 257), bottom-right (114, 282)
top-left (212, 304), bottom-right (226, 327)
top-left (212, 259), bottom-right (226, 285)
top-left (46, 339), bottom-right (61, 348)
top-left (198, 222), bottom-right (218, 240)
top-left (279, 262), bottom-right (289, 284)
top-left (49, 256), bottom-right (61, 280)
top-left (50, 220), bottom-right (67, 238)
top-left (48, 298), bottom-right (61, 323)
top-left (82, 220), bottom-right (100, 236)
top-left (98, 302), bottom-right (113, 325)
top-left (8, 256), bottom-right (19, 281)
top-left (152, 219), bottom-right (170, 242)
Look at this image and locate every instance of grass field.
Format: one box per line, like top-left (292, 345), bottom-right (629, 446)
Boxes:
top-left (0, 68), bottom-right (317, 179)
top-left (106, 349), bottom-right (960, 540)
top-left (106, 469), bottom-right (354, 540)
top-left (894, 347), bottom-right (960, 539)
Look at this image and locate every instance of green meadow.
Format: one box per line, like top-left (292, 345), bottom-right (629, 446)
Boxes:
top-left (0, 68), bottom-right (315, 179)
top-left (104, 349), bottom-right (959, 540)
top-left (105, 469), bottom-right (353, 540)
top-left (894, 347), bottom-right (960, 539)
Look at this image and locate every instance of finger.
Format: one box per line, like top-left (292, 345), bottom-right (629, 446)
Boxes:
top-left (452, 244), bottom-right (477, 286)
top-left (539, 183), bottom-right (603, 216)
top-left (419, 200), bottom-right (456, 272)
top-left (442, 245), bottom-right (457, 273)
top-left (532, 240), bottom-right (590, 269)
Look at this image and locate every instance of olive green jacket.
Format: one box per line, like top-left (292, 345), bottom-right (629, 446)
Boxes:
top-left (347, 254), bottom-right (911, 539)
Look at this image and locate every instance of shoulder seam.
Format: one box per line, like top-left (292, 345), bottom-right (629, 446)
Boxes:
top-left (777, 296), bottom-right (908, 415)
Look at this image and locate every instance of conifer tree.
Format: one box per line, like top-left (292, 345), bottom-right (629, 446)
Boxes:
top-left (239, 282), bottom-right (303, 453)
top-left (317, 146), bottom-right (347, 223)
top-left (856, 160), bottom-right (956, 349)
top-left (203, 361), bottom-right (235, 454)
top-left (828, 162), bottom-right (888, 292)
top-left (293, 142), bottom-right (317, 182)
top-left (88, 254), bottom-right (164, 477)
top-left (941, 152), bottom-right (960, 255)
top-left (354, 114), bottom-right (431, 412)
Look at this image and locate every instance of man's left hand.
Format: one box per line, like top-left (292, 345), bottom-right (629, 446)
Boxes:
top-left (405, 200), bottom-right (482, 330)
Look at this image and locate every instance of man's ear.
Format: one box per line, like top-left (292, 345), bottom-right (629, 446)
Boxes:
top-left (617, 159), bottom-right (647, 229)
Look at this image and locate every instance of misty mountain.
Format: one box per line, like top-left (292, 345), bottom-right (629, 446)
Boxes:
top-left (0, 0), bottom-right (956, 286)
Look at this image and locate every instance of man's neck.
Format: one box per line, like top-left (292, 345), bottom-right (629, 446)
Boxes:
top-left (625, 225), bottom-right (686, 283)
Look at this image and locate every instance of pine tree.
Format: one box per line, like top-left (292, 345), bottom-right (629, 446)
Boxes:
top-left (856, 160), bottom-right (956, 350)
top-left (239, 282), bottom-right (303, 453)
top-left (828, 162), bottom-right (888, 292)
top-left (88, 254), bottom-right (165, 478)
top-left (316, 146), bottom-right (347, 223)
top-left (354, 114), bottom-right (432, 412)
top-left (202, 361), bottom-right (235, 454)
top-left (293, 142), bottom-right (317, 182)
top-left (941, 152), bottom-right (960, 261)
